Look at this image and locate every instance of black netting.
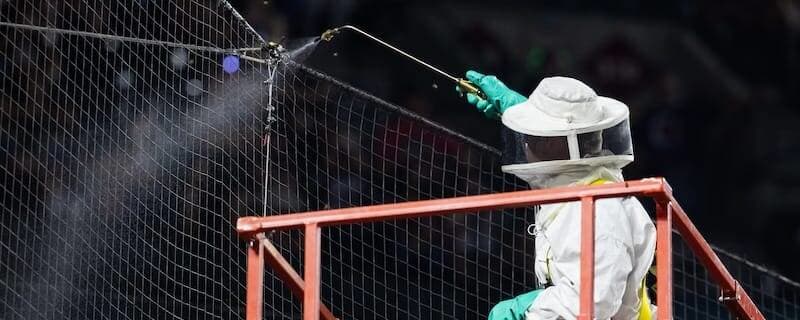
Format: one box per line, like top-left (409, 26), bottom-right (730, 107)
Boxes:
top-left (262, 62), bottom-right (537, 319)
top-left (260, 61), bottom-right (800, 319)
top-left (1, 1), bottom-right (799, 319)
top-left (0, 0), bottom-right (260, 49)
top-left (0, 1), bottom-right (266, 319)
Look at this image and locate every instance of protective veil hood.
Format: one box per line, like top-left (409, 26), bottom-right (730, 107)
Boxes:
top-left (500, 77), bottom-right (633, 188)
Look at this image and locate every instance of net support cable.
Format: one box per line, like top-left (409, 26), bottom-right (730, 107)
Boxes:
top-left (0, 21), bottom-right (267, 63)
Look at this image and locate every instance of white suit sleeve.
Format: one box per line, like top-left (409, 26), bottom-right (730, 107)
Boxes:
top-left (526, 200), bottom-right (635, 320)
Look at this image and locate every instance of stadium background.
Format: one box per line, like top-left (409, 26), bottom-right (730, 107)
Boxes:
top-left (1, 0), bottom-right (799, 319)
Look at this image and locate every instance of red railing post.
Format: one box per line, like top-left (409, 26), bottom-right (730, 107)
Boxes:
top-left (304, 223), bottom-right (322, 320)
top-left (246, 237), bottom-right (265, 320)
top-left (656, 201), bottom-right (673, 319)
top-left (578, 196), bottom-right (595, 320)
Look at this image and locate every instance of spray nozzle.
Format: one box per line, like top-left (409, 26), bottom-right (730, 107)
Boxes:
top-left (264, 41), bottom-right (286, 59)
top-left (457, 79), bottom-right (487, 100)
top-left (321, 28), bottom-right (340, 42)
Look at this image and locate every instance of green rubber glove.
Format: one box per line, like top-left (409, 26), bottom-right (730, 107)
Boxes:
top-left (487, 289), bottom-right (543, 320)
top-left (457, 70), bottom-right (527, 119)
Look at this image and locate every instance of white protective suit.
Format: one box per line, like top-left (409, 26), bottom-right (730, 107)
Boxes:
top-left (499, 77), bottom-right (657, 320)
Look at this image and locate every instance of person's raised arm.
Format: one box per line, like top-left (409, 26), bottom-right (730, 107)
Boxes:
top-left (456, 70), bottom-right (527, 119)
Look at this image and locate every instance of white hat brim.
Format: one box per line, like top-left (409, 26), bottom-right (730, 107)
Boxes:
top-left (501, 96), bottom-right (629, 137)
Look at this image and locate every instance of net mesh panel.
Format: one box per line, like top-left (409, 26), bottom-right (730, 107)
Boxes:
top-left (264, 61), bottom-right (538, 319)
top-left (1, 1), bottom-right (799, 319)
top-left (264, 61), bottom-right (800, 319)
top-left (0, 0), bottom-right (266, 319)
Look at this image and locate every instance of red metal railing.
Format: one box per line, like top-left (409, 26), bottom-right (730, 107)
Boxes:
top-left (236, 178), bottom-right (765, 320)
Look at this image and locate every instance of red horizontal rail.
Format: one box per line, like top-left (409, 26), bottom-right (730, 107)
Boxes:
top-left (237, 178), bottom-right (668, 234)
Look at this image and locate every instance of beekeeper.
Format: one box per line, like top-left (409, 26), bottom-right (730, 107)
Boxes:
top-left (458, 71), bottom-right (657, 320)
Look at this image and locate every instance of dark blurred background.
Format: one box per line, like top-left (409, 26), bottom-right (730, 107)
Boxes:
top-left (231, 0), bottom-right (800, 281)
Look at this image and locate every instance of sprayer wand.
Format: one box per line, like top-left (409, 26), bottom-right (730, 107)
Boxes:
top-left (321, 25), bottom-right (486, 100)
